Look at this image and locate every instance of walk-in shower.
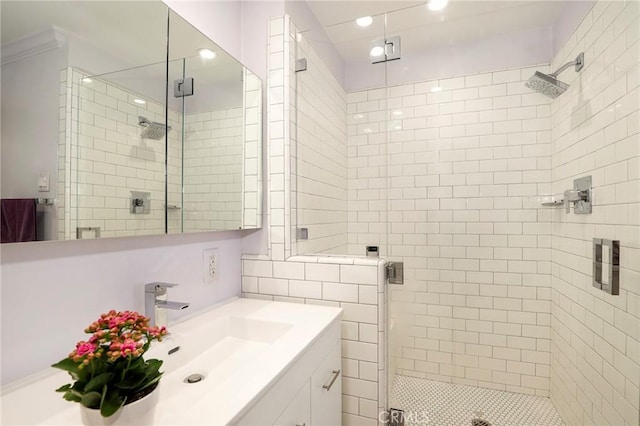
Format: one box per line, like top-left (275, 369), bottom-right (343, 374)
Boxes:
top-left (139, 116), bottom-right (171, 140)
top-left (525, 52), bottom-right (585, 98)
top-left (291, 0), bottom-right (638, 425)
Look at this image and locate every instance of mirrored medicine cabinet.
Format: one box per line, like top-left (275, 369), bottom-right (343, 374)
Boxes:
top-left (0, 1), bottom-right (263, 243)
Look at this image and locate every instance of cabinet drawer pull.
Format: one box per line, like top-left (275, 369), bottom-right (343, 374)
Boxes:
top-left (322, 369), bottom-right (341, 391)
top-left (295, 423), bottom-right (306, 426)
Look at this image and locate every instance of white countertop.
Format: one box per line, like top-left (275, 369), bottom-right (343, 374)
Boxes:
top-left (1, 298), bottom-right (342, 425)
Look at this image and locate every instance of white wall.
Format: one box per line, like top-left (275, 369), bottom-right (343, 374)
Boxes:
top-left (0, 231), bottom-right (242, 384)
top-left (163, 0), bottom-right (242, 62)
top-left (1, 34), bottom-right (66, 240)
top-left (549, 1), bottom-right (639, 425)
top-left (1, 0), bottom-right (280, 385)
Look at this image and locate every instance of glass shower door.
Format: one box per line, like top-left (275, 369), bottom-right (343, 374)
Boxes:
top-left (292, 14), bottom-right (388, 258)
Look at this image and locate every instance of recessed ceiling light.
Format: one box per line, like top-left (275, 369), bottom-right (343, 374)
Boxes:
top-left (197, 48), bottom-right (216, 59)
top-left (82, 77), bottom-right (93, 83)
top-left (427, 0), bottom-right (449, 11)
top-left (356, 16), bottom-right (373, 27)
top-left (431, 86), bottom-right (443, 93)
top-left (370, 45), bottom-right (385, 57)
top-left (133, 98), bottom-right (146, 105)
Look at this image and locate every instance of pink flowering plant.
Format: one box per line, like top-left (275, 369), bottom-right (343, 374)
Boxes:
top-left (52, 310), bottom-right (167, 417)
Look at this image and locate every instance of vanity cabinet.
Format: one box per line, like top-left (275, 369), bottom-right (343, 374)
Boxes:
top-left (0, 299), bottom-right (342, 426)
top-left (274, 383), bottom-right (311, 426)
top-left (310, 341), bottom-right (342, 426)
top-left (235, 319), bottom-right (342, 426)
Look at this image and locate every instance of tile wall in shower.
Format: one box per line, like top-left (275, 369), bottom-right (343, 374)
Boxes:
top-left (292, 27), bottom-right (349, 255)
top-left (182, 107), bottom-right (244, 232)
top-left (347, 66), bottom-right (555, 396)
top-left (58, 68), bottom-right (182, 239)
top-left (549, 1), bottom-right (639, 424)
top-left (58, 68), bottom-right (247, 238)
top-left (242, 69), bottom-right (262, 229)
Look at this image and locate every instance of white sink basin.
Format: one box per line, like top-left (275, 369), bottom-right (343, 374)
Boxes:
top-left (1, 297), bottom-right (342, 425)
top-left (147, 316), bottom-right (293, 375)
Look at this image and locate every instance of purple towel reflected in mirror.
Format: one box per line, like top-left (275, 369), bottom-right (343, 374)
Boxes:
top-left (1, 199), bottom-right (37, 243)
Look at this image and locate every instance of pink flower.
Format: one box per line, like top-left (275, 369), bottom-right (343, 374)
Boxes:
top-left (75, 342), bottom-right (96, 357)
top-left (120, 339), bottom-right (137, 353)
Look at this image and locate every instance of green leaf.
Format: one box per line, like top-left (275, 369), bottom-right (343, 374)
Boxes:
top-left (144, 359), bottom-right (163, 376)
top-left (113, 371), bottom-right (146, 390)
top-left (81, 391), bottom-right (102, 409)
top-left (84, 372), bottom-right (113, 393)
top-left (51, 358), bottom-right (80, 374)
top-left (100, 386), bottom-right (125, 418)
top-left (62, 391), bottom-right (82, 403)
top-left (137, 374), bottom-right (162, 392)
top-left (55, 383), bottom-right (72, 393)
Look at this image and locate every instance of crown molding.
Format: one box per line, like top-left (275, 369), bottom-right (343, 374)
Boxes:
top-left (1, 26), bottom-right (67, 66)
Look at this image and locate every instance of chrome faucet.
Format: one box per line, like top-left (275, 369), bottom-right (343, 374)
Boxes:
top-left (144, 282), bottom-right (189, 327)
top-left (563, 188), bottom-right (589, 213)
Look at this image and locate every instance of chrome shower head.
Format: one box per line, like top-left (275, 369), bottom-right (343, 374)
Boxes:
top-left (525, 52), bottom-right (584, 99)
top-left (525, 71), bottom-right (569, 99)
top-left (138, 116), bottom-right (171, 140)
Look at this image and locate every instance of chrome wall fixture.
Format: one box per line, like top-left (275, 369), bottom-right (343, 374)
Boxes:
top-left (386, 261), bottom-right (404, 284)
top-left (593, 238), bottom-right (620, 295)
top-left (564, 175), bottom-right (592, 214)
top-left (130, 191), bottom-right (151, 214)
top-left (525, 52), bottom-right (584, 98)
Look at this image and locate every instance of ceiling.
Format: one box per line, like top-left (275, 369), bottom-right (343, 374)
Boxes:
top-left (1, 1), bottom-right (245, 107)
top-left (305, 1), bottom-right (590, 63)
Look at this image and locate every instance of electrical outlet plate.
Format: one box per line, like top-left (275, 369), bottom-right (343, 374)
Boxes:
top-left (203, 248), bottom-right (219, 284)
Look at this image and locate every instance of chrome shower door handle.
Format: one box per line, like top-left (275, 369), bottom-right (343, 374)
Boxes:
top-left (592, 238), bottom-right (620, 295)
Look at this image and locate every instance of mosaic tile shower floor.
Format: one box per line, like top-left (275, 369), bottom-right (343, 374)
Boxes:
top-left (389, 375), bottom-right (564, 426)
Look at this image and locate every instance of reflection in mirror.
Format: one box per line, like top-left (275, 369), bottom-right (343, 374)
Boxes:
top-left (70, 63), bottom-right (173, 239)
top-left (168, 10), bottom-right (262, 233)
top-left (1, 1), bottom-right (262, 243)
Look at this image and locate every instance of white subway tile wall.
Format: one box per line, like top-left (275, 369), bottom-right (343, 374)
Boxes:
top-left (348, 66), bottom-right (555, 395)
top-left (60, 68), bottom-right (182, 238)
top-left (243, 255), bottom-right (386, 426)
top-left (58, 68), bottom-right (254, 238)
top-left (293, 30), bottom-right (349, 255)
top-left (242, 69), bottom-right (262, 229)
top-left (242, 17), bottom-right (386, 426)
top-left (248, 2), bottom-right (639, 425)
top-left (183, 107), bottom-right (243, 232)
top-left (549, 1), bottom-right (639, 425)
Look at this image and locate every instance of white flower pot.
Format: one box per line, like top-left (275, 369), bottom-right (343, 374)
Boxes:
top-left (79, 384), bottom-right (160, 426)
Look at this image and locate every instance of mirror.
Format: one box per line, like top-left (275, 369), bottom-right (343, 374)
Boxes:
top-left (0, 1), bottom-right (262, 242)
